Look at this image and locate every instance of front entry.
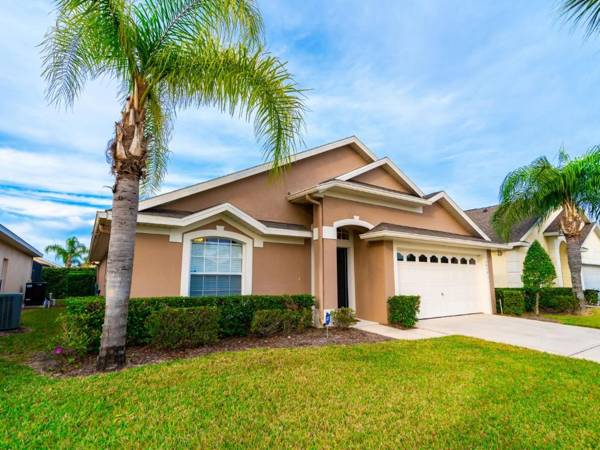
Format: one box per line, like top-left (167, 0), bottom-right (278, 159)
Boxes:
top-left (337, 247), bottom-right (349, 308)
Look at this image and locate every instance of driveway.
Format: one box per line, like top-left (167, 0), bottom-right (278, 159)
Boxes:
top-left (417, 314), bottom-right (600, 363)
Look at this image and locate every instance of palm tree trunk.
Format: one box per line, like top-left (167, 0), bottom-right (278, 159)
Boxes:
top-left (565, 234), bottom-right (586, 311)
top-left (96, 170), bottom-right (140, 370)
top-left (535, 291), bottom-right (540, 316)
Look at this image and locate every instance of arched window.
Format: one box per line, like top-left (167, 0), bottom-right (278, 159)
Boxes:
top-left (190, 237), bottom-right (242, 296)
top-left (469, 258), bottom-right (476, 265)
top-left (418, 254), bottom-right (428, 262)
top-left (440, 256), bottom-right (449, 264)
top-left (397, 252), bottom-right (404, 261)
top-left (430, 255), bottom-right (439, 263)
top-left (460, 257), bottom-right (468, 265)
top-left (450, 257), bottom-right (458, 264)
top-left (407, 254), bottom-right (416, 262)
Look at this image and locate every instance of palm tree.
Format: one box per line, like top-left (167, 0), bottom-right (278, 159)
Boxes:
top-left (41, 0), bottom-right (305, 370)
top-left (562, 0), bottom-right (600, 35)
top-left (492, 148), bottom-right (600, 310)
top-left (45, 236), bottom-right (89, 268)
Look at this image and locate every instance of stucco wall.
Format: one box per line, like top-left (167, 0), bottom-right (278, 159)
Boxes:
top-left (354, 239), bottom-right (395, 324)
top-left (153, 145), bottom-right (370, 226)
top-left (351, 166), bottom-right (413, 193)
top-left (322, 196), bottom-right (472, 236)
top-left (0, 240), bottom-right (33, 293)
top-left (253, 241), bottom-right (311, 294)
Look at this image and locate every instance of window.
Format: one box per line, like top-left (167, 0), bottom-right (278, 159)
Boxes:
top-left (418, 254), bottom-right (428, 262)
top-left (450, 257), bottom-right (458, 264)
top-left (407, 253), bottom-right (416, 262)
top-left (440, 256), bottom-right (449, 264)
top-left (337, 228), bottom-right (350, 240)
top-left (460, 257), bottom-right (468, 265)
top-left (469, 258), bottom-right (476, 265)
top-left (189, 238), bottom-right (242, 296)
top-left (397, 253), bottom-right (404, 261)
top-left (430, 255), bottom-right (439, 263)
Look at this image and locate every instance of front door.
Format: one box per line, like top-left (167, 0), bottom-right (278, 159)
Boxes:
top-left (337, 247), bottom-right (349, 308)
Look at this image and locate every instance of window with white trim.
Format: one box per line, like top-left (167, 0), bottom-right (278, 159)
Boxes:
top-left (189, 237), bottom-right (242, 296)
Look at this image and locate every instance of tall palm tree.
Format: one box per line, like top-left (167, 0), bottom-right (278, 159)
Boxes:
top-left (41, 0), bottom-right (305, 370)
top-left (492, 148), bottom-right (600, 310)
top-left (45, 236), bottom-right (89, 268)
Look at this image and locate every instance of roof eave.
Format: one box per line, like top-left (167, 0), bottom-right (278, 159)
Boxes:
top-left (359, 229), bottom-right (510, 250)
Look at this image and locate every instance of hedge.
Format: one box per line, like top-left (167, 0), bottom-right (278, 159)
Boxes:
top-left (250, 309), bottom-right (312, 337)
top-left (147, 306), bottom-right (220, 349)
top-left (495, 287), bottom-right (579, 314)
top-left (388, 295), bottom-right (420, 328)
top-left (496, 289), bottom-right (525, 316)
top-left (42, 268), bottom-right (96, 299)
top-left (64, 294), bottom-right (314, 352)
top-left (585, 289), bottom-right (599, 306)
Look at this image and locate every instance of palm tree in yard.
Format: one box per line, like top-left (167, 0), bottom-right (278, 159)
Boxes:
top-left (562, 0), bottom-right (600, 35)
top-left (45, 236), bottom-right (89, 268)
top-left (41, 0), bottom-right (305, 370)
top-left (492, 148), bottom-right (600, 311)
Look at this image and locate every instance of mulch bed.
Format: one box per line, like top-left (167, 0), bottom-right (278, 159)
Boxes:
top-left (30, 328), bottom-right (390, 377)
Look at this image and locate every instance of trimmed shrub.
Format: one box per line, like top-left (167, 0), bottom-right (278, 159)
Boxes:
top-left (332, 307), bottom-right (358, 329)
top-left (250, 309), bottom-right (312, 337)
top-left (585, 289), bottom-right (599, 306)
top-left (388, 296), bottom-right (420, 328)
top-left (147, 307), bottom-right (220, 349)
top-left (497, 290), bottom-right (525, 316)
top-left (42, 268), bottom-right (96, 298)
top-left (496, 287), bottom-right (578, 313)
top-left (64, 294), bottom-right (314, 352)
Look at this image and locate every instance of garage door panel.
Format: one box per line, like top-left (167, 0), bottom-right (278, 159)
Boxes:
top-left (396, 250), bottom-right (487, 319)
top-left (583, 265), bottom-right (600, 290)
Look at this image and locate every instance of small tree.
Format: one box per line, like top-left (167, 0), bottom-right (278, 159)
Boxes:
top-left (522, 240), bottom-right (556, 316)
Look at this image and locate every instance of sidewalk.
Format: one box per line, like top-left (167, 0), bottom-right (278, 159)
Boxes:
top-left (353, 319), bottom-right (445, 340)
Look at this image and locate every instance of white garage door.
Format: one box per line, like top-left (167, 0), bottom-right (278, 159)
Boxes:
top-left (396, 250), bottom-right (490, 319)
top-left (583, 265), bottom-right (600, 290)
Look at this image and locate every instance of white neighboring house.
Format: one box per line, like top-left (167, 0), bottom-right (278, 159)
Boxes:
top-left (0, 224), bottom-right (42, 293)
top-left (466, 206), bottom-right (600, 290)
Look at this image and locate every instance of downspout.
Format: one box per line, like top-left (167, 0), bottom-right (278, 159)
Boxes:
top-left (305, 195), bottom-right (324, 323)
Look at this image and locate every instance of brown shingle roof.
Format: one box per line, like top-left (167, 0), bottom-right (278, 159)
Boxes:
top-left (465, 205), bottom-right (538, 244)
top-left (368, 223), bottom-right (489, 243)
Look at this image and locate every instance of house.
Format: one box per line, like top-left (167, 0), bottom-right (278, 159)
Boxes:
top-left (89, 136), bottom-right (508, 324)
top-left (0, 224), bottom-right (42, 293)
top-left (466, 206), bottom-right (600, 290)
top-left (31, 257), bottom-right (60, 282)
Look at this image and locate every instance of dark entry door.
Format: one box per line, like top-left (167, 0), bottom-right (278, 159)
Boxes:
top-left (337, 247), bottom-right (349, 308)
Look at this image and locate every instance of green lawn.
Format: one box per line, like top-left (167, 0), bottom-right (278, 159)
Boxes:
top-left (2, 310), bottom-right (600, 447)
top-left (543, 308), bottom-right (600, 330)
top-left (0, 307), bottom-right (63, 362)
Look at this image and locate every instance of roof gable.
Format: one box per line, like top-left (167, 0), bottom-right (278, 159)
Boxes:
top-left (334, 158), bottom-right (424, 197)
top-left (139, 136), bottom-right (376, 211)
top-left (0, 223), bottom-right (42, 257)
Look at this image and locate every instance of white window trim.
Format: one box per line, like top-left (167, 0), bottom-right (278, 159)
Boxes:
top-left (180, 228), bottom-right (253, 296)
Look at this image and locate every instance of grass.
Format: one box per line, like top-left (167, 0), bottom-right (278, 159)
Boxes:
top-left (543, 307), bottom-right (600, 330)
top-left (1, 309), bottom-right (600, 447)
top-left (0, 307), bottom-right (63, 362)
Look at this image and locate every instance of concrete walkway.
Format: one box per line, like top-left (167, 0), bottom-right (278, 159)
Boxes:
top-left (417, 314), bottom-right (600, 363)
top-left (354, 314), bottom-right (600, 364)
top-left (353, 319), bottom-right (444, 340)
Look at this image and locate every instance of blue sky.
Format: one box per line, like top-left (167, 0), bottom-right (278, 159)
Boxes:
top-left (1, 0), bottom-right (599, 264)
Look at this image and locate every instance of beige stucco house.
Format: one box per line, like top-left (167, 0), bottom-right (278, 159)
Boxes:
top-left (90, 136), bottom-right (509, 324)
top-left (466, 206), bottom-right (600, 290)
top-left (0, 224), bottom-right (42, 293)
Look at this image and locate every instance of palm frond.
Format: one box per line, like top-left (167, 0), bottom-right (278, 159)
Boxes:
top-left (141, 86), bottom-right (173, 195)
top-left (158, 40), bottom-right (306, 170)
top-left (135, 0), bottom-right (263, 63)
top-left (562, 0), bottom-right (600, 36)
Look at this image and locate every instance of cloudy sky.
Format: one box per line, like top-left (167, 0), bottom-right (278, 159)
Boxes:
top-left (1, 0), bottom-right (599, 264)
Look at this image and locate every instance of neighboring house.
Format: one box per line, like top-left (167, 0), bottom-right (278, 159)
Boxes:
top-left (0, 224), bottom-right (42, 293)
top-left (31, 257), bottom-right (60, 282)
top-left (89, 136), bottom-right (507, 324)
top-left (466, 206), bottom-right (600, 290)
